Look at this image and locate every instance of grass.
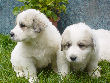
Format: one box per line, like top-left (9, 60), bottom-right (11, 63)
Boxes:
top-left (0, 34), bottom-right (110, 83)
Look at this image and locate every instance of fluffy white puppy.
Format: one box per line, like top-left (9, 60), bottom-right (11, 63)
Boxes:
top-left (10, 9), bottom-right (61, 83)
top-left (57, 23), bottom-right (101, 77)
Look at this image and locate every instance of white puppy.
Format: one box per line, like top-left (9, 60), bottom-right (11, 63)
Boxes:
top-left (10, 9), bottom-right (61, 83)
top-left (57, 23), bottom-right (101, 77)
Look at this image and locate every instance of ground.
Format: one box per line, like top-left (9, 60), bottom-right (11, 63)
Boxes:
top-left (0, 34), bottom-right (110, 83)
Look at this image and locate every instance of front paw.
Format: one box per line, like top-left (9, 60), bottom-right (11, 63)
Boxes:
top-left (53, 67), bottom-right (58, 73)
top-left (58, 71), bottom-right (68, 78)
top-left (16, 71), bottom-right (24, 77)
top-left (89, 70), bottom-right (101, 78)
top-left (29, 76), bottom-right (38, 83)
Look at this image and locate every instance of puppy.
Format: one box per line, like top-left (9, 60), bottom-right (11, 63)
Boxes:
top-left (10, 9), bottom-right (61, 83)
top-left (57, 23), bottom-right (101, 77)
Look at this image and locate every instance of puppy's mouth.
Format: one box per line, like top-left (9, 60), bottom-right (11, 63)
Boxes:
top-left (10, 37), bottom-right (17, 42)
top-left (10, 36), bottom-right (21, 42)
top-left (10, 35), bottom-right (15, 41)
top-left (10, 36), bottom-right (15, 40)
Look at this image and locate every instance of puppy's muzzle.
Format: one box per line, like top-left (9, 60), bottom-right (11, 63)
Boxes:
top-left (70, 56), bottom-right (77, 61)
top-left (10, 32), bottom-right (15, 37)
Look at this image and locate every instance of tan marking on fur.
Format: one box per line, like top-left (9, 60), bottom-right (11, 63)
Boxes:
top-left (78, 30), bottom-right (93, 50)
top-left (61, 29), bottom-right (71, 51)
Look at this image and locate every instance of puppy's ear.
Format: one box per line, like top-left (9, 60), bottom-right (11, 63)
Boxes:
top-left (61, 29), bottom-right (70, 51)
top-left (88, 30), bottom-right (99, 61)
top-left (33, 14), bottom-right (48, 33)
top-left (92, 33), bottom-right (98, 55)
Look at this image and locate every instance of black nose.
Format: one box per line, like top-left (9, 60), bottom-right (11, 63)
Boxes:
top-left (70, 57), bottom-right (77, 61)
top-left (10, 32), bottom-right (14, 37)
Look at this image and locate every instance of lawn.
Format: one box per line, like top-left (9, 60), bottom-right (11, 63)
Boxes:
top-left (0, 34), bottom-right (110, 83)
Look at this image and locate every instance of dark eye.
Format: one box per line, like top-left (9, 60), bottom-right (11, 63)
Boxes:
top-left (20, 23), bottom-right (26, 28)
top-left (78, 43), bottom-right (85, 48)
top-left (66, 42), bottom-right (72, 48)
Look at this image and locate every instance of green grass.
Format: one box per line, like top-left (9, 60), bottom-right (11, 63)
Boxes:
top-left (0, 34), bottom-right (110, 83)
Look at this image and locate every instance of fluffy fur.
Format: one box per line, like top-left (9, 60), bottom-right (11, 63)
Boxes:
top-left (10, 9), bottom-right (61, 83)
top-left (57, 23), bottom-right (101, 77)
top-left (93, 29), bottom-right (110, 62)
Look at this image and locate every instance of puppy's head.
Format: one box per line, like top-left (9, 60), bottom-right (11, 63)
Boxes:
top-left (10, 9), bottom-right (48, 42)
top-left (61, 23), bottom-right (95, 63)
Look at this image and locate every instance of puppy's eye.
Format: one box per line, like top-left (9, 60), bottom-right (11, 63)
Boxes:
top-left (78, 43), bottom-right (86, 48)
top-left (61, 42), bottom-right (72, 51)
top-left (20, 23), bottom-right (26, 28)
top-left (66, 43), bottom-right (71, 48)
top-left (65, 42), bottom-right (72, 48)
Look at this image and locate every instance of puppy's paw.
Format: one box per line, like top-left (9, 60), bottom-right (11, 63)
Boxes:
top-left (92, 70), bottom-right (101, 77)
top-left (29, 76), bottom-right (38, 83)
top-left (16, 72), bottom-right (24, 77)
top-left (89, 70), bottom-right (101, 78)
top-left (53, 67), bottom-right (58, 73)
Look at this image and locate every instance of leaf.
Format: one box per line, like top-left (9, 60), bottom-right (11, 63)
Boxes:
top-left (51, 12), bottom-right (58, 21)
top-left (14, 0), bottom-right (68, 19)
top-left (13, 7), bottom-right (20, 15)
top-left (47, 1), bottom-right (54, 6)
top-left (35, 4), bottom-right (42, 8)
top-left (19, 6), bottom-right (25, 12)
top-left (46, 10), bottom-right (52, 17)
top-left (40, 7), bottom-right (47, 12)
top-left (39, 0), bottom-right (43, 3)
top-left (62, 0), bottom-right (68, 4)
top-left (24, 5), bottom-right (31, 9)
top-left (60, 4), bottom-right (66, 12)
top-left (17, 0), bottom-right (25, 2)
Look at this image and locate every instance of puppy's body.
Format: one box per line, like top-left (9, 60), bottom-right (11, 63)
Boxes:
top-left (57, 23), bottom-right (100, 77)
top-left (11, 26), bottom-right (60, 68)
top-left (93, 29), bottom-right (110, 62)
top-left (10, 9), bottom-right (61, 83)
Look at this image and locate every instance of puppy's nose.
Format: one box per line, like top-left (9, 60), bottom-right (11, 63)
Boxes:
top-left (70, 56), bottom-right (77, 61)
top-left (10, 32), bottom-right (15, 37)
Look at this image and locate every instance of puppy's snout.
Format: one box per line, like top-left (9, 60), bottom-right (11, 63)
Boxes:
top-left (70, 56), bottom-right (77, 61)
top-left (10, 32), bottom-right (15, 37)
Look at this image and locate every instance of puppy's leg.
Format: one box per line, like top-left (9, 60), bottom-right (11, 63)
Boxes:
top-left (13, 66), bottom-right (24, 77)
top-left (88, 64), bottom-right (100, 77)
top-left (87, 54), bottom-right (100, 77)
top-left (11, 55), bottom-right (25, 77)
top-left (51, 55), bottom-right (58, 73)
top-left (21, 57), bottom-right (38, 83)
top-left (57, 51), bottom-right (70, 77)
top-left (11, 55), bottom-right (37, 83)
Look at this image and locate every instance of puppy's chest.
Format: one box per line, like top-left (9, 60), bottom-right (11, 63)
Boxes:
top-left (70, 62), bottom-right (87, 71)
top-left (22, 44), bottom-right (55, 67)
top-left (32, 47), bottom-right (54, 68)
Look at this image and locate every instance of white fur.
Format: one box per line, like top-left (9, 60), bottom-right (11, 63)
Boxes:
top-left (10, 9), bottom-right (61, 83)
top-left (93, 29), bottom-right (110, 62)
top-left (57, 23), bottom-right (101, 77)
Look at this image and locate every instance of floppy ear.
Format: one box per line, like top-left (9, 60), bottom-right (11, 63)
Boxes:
top-left (61, 29), bottom-right (70, 51)
top-left (87, 30), bottom-right (101, 77)
top-left (91, 31), bottom-right (98, 56)
top-left (33, 14), bottom-right (48, 33)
